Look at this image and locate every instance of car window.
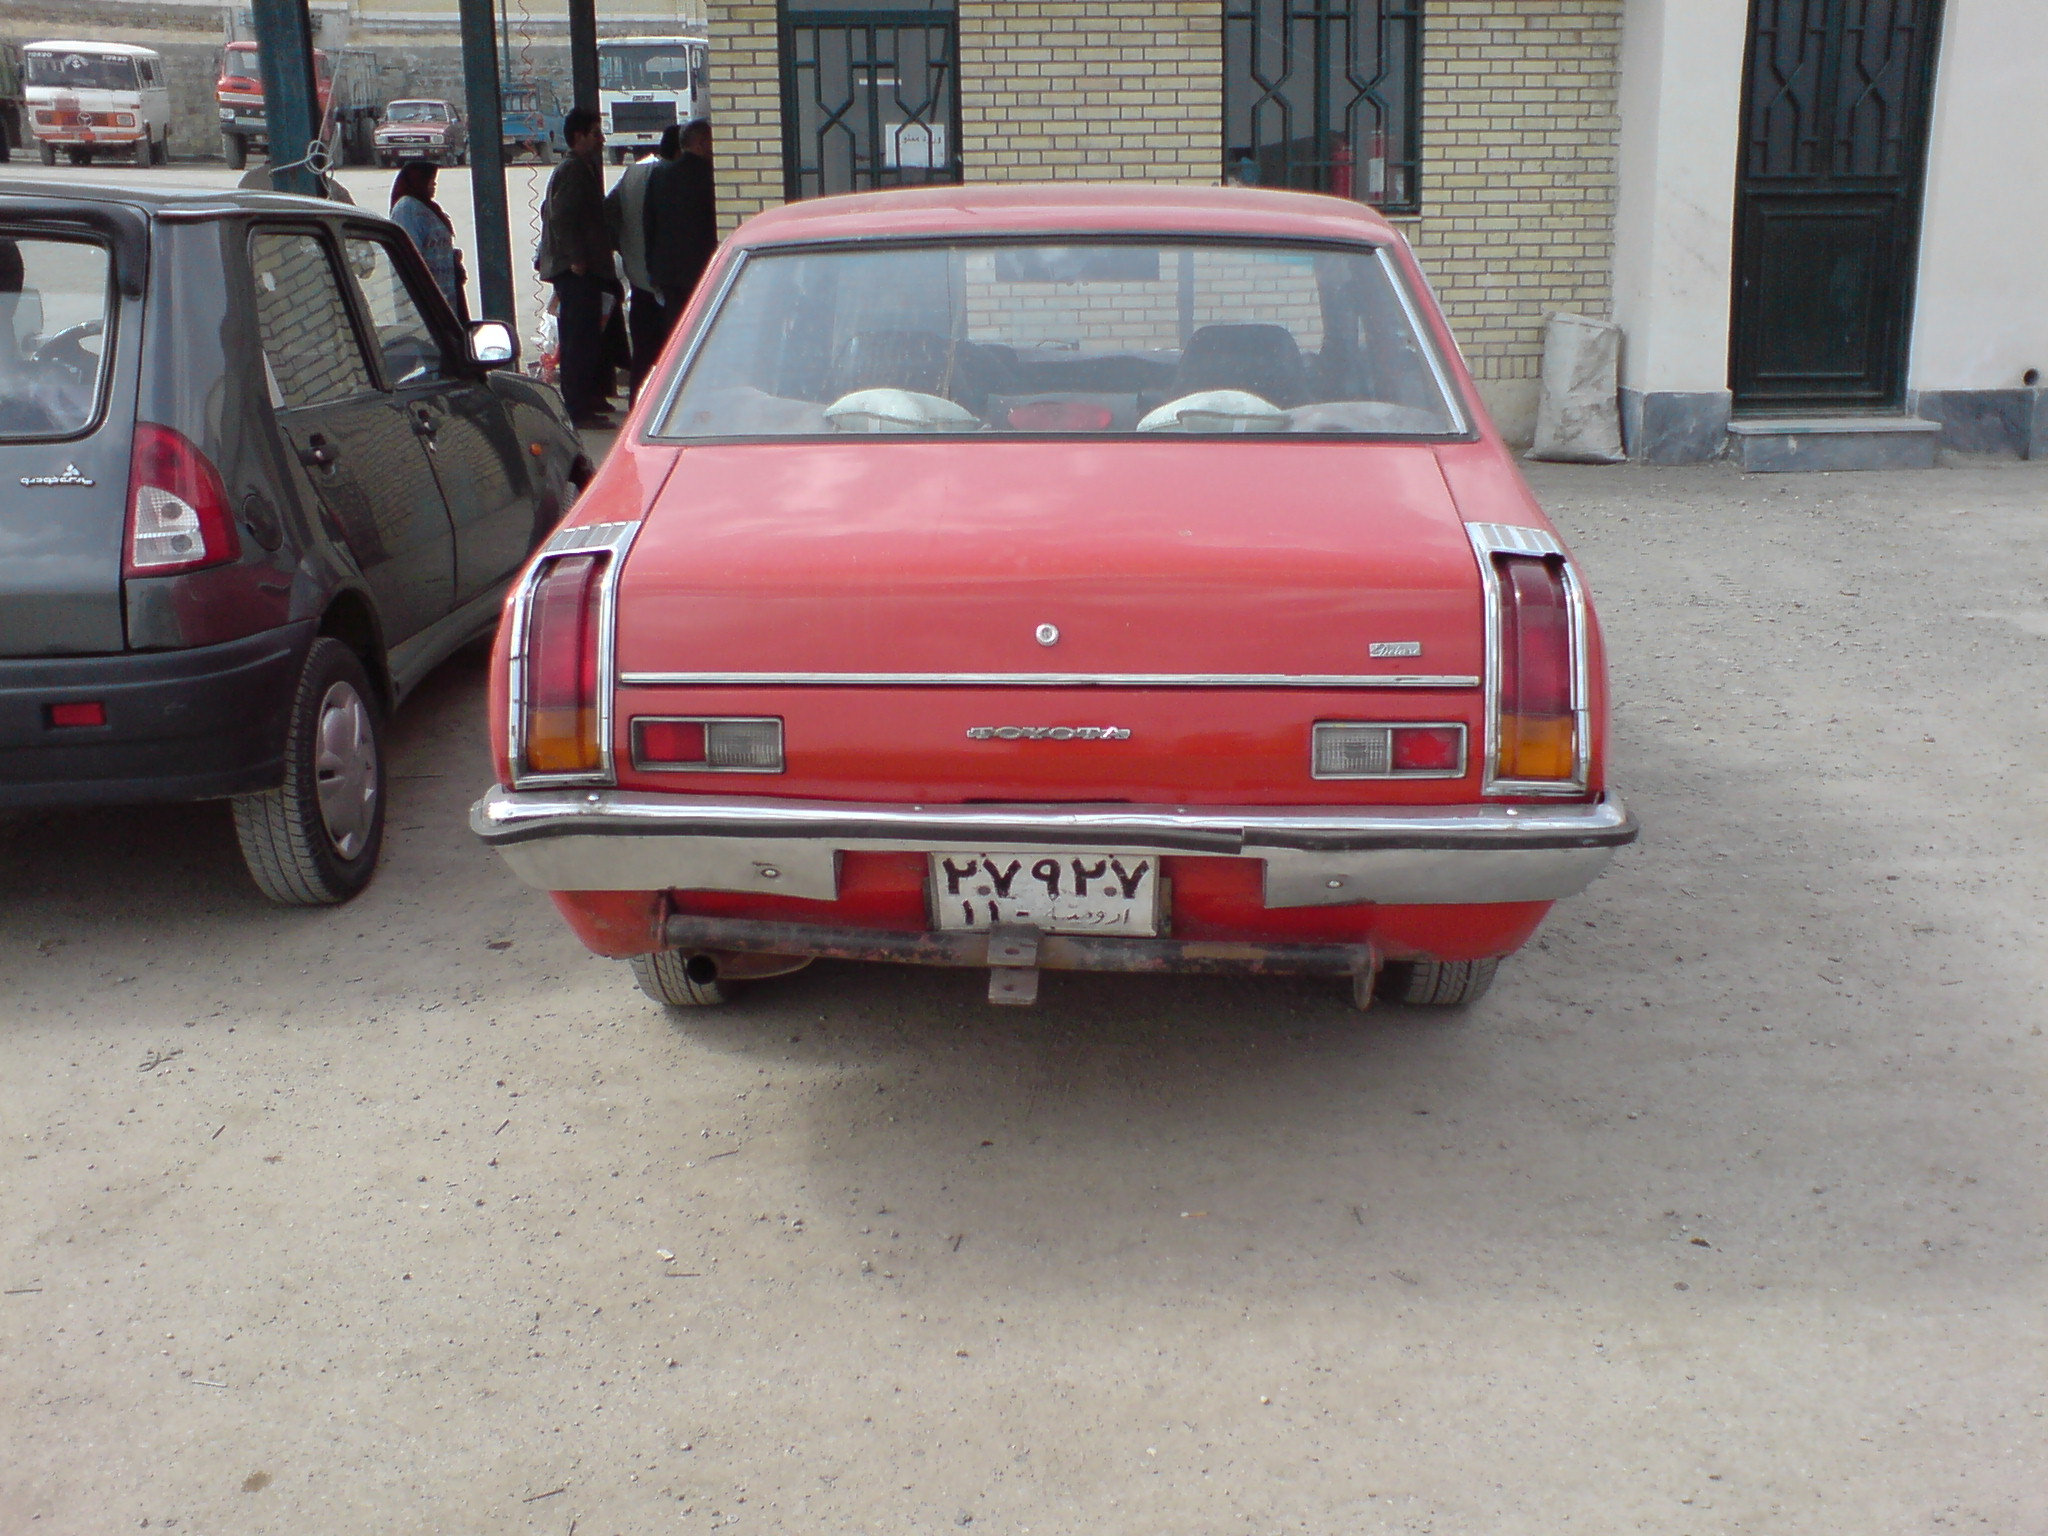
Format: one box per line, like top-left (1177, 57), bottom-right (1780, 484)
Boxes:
top-left (249, 230), bottom-right (375, 409)
top-left (343, 237), bottom-right (445, 388)
top-left (0, 234), bottom-right (113, 440)
top-left (652, 239), bottom-right (1464, 440)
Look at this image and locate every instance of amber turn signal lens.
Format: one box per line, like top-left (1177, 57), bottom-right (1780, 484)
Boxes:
top-left (1498, 713), bottom-right (1576, 780)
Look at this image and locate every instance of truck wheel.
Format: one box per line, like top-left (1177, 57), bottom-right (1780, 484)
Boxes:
top-left (231, 638), bottom-right (386, 906)
top-left (39, 141), bottom-right (57, 166)
top-left (132, 134), bottom-right (152, 167)
top-left (629, 951), bottom-right (736, 1008)
top-left (223, 131), bottom-right (246, 169)
top-left (1376, 957), bottom-right (1500, 1008)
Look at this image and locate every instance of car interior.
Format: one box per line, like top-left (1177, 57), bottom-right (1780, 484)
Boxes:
top-left (0, 236), bottom-right (109, 438)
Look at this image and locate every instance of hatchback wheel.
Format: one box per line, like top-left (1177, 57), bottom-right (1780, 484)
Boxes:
top-left (629, 951), bottom-right (736, 1008)
top-left (232, 638), bottom-right (386, 905)
top-left (1376, 957), bottom-right (1499, 1008)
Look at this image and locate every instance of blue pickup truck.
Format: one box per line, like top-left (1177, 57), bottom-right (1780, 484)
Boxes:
top-left (501, 80), bottom-right (565, 162)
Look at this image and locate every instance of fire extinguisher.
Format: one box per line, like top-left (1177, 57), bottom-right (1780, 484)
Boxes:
top-left (1330, 135), bottom-right (1354, 200)
top-left (1366, 128), bottom-right (1388, 204)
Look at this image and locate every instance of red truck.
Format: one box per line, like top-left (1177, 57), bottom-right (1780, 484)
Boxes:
top-left (216, 39), bottom-right (379, 169)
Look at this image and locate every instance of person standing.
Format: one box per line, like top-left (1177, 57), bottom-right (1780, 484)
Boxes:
top-left (389, 159), bottom-right (468, 321)
top-left (606, 122), bottom-right (681, 396)
top-left (536, 106), bottom-right (616, 429)
top-left (643, 119), bottom-right (718, 326)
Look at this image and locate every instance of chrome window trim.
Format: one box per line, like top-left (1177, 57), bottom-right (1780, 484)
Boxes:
top-left (1465, 523), bottom-right (1592, 798)
top-left (505, 519), bottom-right (642, 789)
top-left (618, 670), bottom-right (1479, 689)
top-left (1310, 721), bottom-right (1469, 780)
top-left (629, 715), bottom-right (786, 774)
top-left (640, 247), bottom-right (752, 444)
top-left (1373, 245), bottom-right (1471, 436)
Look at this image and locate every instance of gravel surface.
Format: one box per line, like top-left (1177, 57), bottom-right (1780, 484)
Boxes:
top-left (3, 430), bottom-right (2045, 1530)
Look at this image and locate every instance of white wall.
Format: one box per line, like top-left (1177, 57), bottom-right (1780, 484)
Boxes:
top-left (1609, 0), bottom-right (1750, 394)
top-left (1910, 0), bottom-right (2048, 392)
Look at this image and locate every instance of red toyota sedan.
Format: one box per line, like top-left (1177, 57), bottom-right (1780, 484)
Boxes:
top-left (473, 184), bottom-right (1635, 1011)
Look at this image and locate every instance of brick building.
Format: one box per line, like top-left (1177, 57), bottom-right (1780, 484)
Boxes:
top-left (702, 0), bottom-right (2044, 461)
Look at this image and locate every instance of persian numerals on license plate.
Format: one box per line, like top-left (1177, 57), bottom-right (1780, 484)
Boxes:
top-left (931, 849), bottom-right (1160, 936)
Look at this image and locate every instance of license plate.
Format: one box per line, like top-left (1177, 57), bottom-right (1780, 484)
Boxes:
top-left (931, 850), bottom-right (1160, 935)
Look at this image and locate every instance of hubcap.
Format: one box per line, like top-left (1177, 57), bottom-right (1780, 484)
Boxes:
top-left (312, 681), bottom-right (378, 859)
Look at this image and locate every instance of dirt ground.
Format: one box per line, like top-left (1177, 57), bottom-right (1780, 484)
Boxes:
top-left (5, 426), bottom-right (2048, 1536)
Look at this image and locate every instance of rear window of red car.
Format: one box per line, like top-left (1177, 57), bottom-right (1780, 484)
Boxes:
top-left (649, 239), bottom-right (1467, 440)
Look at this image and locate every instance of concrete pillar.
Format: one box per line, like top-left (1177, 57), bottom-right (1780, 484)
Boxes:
top-left (1609, 0), bottom-right (1748, 462)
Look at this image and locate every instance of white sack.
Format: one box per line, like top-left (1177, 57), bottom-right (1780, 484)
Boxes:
top-left (1527, 312), bottom-right (1625, 464)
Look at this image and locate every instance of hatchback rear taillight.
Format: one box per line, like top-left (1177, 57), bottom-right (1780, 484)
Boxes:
top-left (125, 423), bottom-right (240, 578)
top-left (1494, 553), bottom-right (1576, 781)
top-left (521, 552), bottom-right (606, 775)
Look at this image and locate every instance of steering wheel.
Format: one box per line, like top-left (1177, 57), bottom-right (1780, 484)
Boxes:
top-left (33, 319), bottom-right (103, 381)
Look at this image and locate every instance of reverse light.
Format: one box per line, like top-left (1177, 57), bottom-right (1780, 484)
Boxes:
top-left (125, 424), bottom-right (240, 577)
top-left (1312, 722), bottom-right (1467, 779)
top-left (632, 717), bottom-right (784, 773)
top-left (1494, 553), bottom-right (1577, 781)
top-left (520, 553), bottom-right (606, 775)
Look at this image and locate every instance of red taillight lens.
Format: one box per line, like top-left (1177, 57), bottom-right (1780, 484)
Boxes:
top-left (521, 552), bottom-right (606, 775)
top-left (1006, 401), bottom-right (1116, 432)
top-left (1495, 553), bottom-right (1576, 780)
top-left (125, 424), bottom-right (240, 578)
top-left (47, 702), bottom-right (107, 728)
top-left (1390, 725), bottom-right (1464, 773)
top-left (636, 719), bottom-right (707, 766)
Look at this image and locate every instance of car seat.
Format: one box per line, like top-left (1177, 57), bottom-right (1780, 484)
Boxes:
top-left (1171, 323), bottom-right (1311, 409)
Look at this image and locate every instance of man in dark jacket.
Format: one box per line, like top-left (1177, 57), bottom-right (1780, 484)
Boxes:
top-left (642, 119), bottom-right (718, 325)
top-left (536, 106), bottom-right (615, 428)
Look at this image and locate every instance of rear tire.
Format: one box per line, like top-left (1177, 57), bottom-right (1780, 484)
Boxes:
top-left (232, 638), bottom-right (386, 906)
top-left (132, 134), bottom-right (152, 167)
top-left (39, 141), bottom-right (57, 166)
top-left (1377, 957), bottom-right (1500, 1008)
top-left (223, 131), bottom-right (246, 169)
top-left (630, 951), bottom-right (736, 1008)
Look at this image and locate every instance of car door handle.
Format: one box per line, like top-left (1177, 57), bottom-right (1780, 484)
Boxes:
top-left (298, 435), bottom-right (338, 469)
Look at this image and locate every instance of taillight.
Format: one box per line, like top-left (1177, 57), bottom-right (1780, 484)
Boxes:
top-left (521, 552), bottom-right (606, 775)
top-left (1313, 722), bottom-right (1467, 779)
top-left (125, 424), bottom-right (240, 578)
top-left (1494, 553), bottom-right (1576, 781)
top-left (632, 717), bottom-right (784, 773)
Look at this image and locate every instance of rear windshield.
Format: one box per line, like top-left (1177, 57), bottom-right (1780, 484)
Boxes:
top-left (26, 51), bottom-right (140, 91)
top-left (652, 239), bottom-right (1465, 440)
top-left (0, 235), bottom-right (113, 440)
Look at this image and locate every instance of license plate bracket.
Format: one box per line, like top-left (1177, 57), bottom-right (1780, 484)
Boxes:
top-left (930, 849), bottom-right (1161, 936)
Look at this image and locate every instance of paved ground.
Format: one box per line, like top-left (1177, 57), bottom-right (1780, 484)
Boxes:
top-left (5, 454), bottom-right (2043, 1535)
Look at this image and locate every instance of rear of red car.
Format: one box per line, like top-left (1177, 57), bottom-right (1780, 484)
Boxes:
top-left (473, 186), bottom-right (1633, 1009)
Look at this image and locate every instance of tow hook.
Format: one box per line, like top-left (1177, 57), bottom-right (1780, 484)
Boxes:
top-left (986, 925), bottom-right (1041, 1006)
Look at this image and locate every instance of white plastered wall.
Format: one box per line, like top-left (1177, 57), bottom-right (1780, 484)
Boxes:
top-left (1909, 0), bottom-right (2048, 392)
top-left (1609, 0), bottom-right (1750, 394)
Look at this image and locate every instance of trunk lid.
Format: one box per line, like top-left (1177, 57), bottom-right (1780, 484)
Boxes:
top-left (610, 442), bottom-right (1487, 805)
top-left (617, 440), bottom-right (1482, 679)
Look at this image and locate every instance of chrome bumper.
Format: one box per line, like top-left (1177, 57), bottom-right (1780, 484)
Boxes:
top-left (472, 788), bottom-right (1636, 908)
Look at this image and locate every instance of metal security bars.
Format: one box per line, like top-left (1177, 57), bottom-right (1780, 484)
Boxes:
top-left (781, 7), bottom-right (962, 200)
top-left (1223, 0), bottom-right (1422, 213)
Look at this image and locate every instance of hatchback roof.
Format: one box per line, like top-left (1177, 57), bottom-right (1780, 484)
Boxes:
top-left (731, 182), bottom-right (1400, 251)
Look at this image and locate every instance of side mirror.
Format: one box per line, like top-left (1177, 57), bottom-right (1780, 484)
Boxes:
top-left (469, 320), bottom-right (517, 369)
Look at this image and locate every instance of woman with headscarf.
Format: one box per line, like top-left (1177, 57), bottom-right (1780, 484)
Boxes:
top-left (389, 158), bottom-right (468, 321)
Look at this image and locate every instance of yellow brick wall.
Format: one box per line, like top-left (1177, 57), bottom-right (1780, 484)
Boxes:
top-left (955, 1), bottom-right (1222, 182)
top-left (703, 1), bottom-right (1625, 434)
top-left (1404, 0), bottom-right (1624, 433)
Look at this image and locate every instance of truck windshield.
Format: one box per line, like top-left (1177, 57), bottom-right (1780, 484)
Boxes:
top-left (652, 239), bottom-right (1465, 440)
top-left (0, 236), bottom-right (113, 440)
top-left (26, 51), bottom-right (141, 91)
top-left (222, 48), bottom-right (261, 80)
top-left (600, 44), bottom-right (695, 92)
top-left (386, 102), bottom-right (449, 122)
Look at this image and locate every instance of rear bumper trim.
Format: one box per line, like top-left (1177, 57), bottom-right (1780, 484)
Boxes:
top-left (472, 787), bottom-right (1636, 907)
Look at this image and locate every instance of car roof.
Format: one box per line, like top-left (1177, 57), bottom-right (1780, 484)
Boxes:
top-left (23, 41), bottom-right (164, 58)
top-left (0, 178), bottom-right (380, 219)
top-left (731, 182), bottom-right (1401, 250)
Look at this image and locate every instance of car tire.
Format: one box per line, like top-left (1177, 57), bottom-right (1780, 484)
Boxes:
top-left (132, 134), bottom-right (152, 167)
top-left (1376, 957), bottom-right (1499, 1008)
top-left (231, 638), bottom-right (386, 906)
top-left (39, 141), bottom-right (57, 166)
top-left (223, 132), bottom-right (245, 169)
top-left (630, 951), bottom-right (737, 1008)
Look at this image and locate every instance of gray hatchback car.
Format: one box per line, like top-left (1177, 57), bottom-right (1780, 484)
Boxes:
top-left (0, 181), bottom-right (589, 903)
